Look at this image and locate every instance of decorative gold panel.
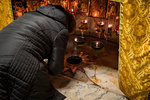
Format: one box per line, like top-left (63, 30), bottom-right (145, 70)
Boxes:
top-left (118, 0), bottom-right (150, 99)
top-left (0, 0), bottom-right (13, 30)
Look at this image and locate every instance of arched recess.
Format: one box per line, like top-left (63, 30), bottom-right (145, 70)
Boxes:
top-left (0, 0), bottom-right (13, 30)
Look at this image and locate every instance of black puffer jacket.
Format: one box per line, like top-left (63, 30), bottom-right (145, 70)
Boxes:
top-left (0, 5), bottom-right (75, 100)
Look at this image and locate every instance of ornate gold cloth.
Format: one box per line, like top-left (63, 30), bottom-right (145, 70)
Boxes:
top-left (0, 0), bottom-right (13, 30)
top-left (118, 0), bottom-right (150, 99)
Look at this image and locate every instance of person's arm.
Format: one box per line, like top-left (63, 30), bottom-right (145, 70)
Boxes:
top-left (48, 29), bottom-right (69, 75)
top-left (0, 70), bottom-right (9, 100)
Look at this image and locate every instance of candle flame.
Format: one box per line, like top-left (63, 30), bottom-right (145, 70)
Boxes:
top-left (63, 1), bottom-right (67, 8)
top-left (74, 38), bottom-right (78, 42)
top-left (63, 1), bottom-right (66, 5)
top-left (94, 13), bottom-right (97, 17)
top-left (108, 24), bottom-right (112, 28)
top-left (101, 21), bottom-right (104, 25)
top-left (116, 16), bottom-right (119, 19)
top-left (93, 11), bottom-right (99, 17)
top-left (86, 13), bottom-right (88, 16)
top-left (96, 42), bottom-right (99, 47)
top-left (84, 20), bottom-right (87, 23)
top-left (74, 2), bottom-right (78, 6)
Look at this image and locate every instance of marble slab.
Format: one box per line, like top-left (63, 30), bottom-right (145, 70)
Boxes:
top-left (83, 65), bottom-right (124, 95)
top-left (51, 65), bottom-right (129, 100)
top-left (51, 75), bottom-right (128, 100)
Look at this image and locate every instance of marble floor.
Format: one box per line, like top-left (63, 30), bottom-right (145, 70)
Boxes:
top-left (50, 65), bottom-right (129, 100)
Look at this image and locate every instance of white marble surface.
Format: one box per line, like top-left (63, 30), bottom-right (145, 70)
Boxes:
top-left (61, 80), bottom-right (127, 100)
top-left (51, 65), bottom-right (128, 100)
top-left (83, 65), bottom-right (124, 95)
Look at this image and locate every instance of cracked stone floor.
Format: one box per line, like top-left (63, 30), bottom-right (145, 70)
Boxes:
top-left (50, 65), bottom-right (129, 100)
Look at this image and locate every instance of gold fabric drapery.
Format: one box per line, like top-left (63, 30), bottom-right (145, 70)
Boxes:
top-left (111, 0), bottom-right (150, 99)
top-left (0, 0), bottom-right (13, 30)
top-left (115, 0), bottom-right (150, 99)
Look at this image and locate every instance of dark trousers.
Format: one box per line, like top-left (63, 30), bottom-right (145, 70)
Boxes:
top-left (27, 66), bottom-right (66, 100)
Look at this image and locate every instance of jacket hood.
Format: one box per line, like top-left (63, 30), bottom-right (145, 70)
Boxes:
top-left (36, 5), bottom-right (69, 27)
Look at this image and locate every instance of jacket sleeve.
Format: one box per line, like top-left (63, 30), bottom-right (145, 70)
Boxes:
top-left (48, 29), bottom-right (69, 75)
top-left (0, 69), bottom-right (9, 100)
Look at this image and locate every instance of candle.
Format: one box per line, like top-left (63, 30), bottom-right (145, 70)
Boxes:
top-left (84, 20), bottom-right (87, 24)
top-left (74, 37), bottom-right (78, 42)
top-left (63, 1), bottom-right (67, 9)
top-left (81, 30), bottom-right (84, 37)
top-left (68, 9), bottom-right (75, 14)
top-left (94, 13), bottom-right (97, 17)
top-left (74, 1), bottom-right (78, 7)
top-left (71, 9), bottom-right (74, 12)
top-left (101, 21), bottom-right (104, 25)
top-left (93, 11), bottom-right (99, 17)
top-left (116, 16), bottom-right (119, 20)
top-left (108, 24), bottom-right (112, 28)
top-left (91, 41), bottom-right (104, 49)
top-left (84, 20), bottom-right (88, 30)
top-left (47, 1), bottom-right (50, 4)
top-left (108, 24), bottom-right (112, 33)
top-left (97, 21), bottom-right (104, 27)
top-left (86, 13), bottom-right (88, 16)
top-left (96, 41), bottom-right (99, 47)
top-left (100, 21), bottom-right (104, 28)
top-left (74, 36), bottom-right (85, 44)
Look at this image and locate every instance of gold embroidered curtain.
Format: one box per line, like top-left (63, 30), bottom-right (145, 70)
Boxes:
top-left (110, 0), bottom-right (150, 99)
top-left (0, 0), bottom-right (13, 30)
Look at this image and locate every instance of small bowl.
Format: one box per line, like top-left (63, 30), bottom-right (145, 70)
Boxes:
top-left (74, 36), bottom-right (86, 44)
top-left (66, 56), bottom-right (82, 64)
top-left (91, 41), bottom-right (104, 49)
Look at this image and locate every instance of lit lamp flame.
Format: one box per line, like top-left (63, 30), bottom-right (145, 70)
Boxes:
top-left (116, 16), bottom-right (119, 19)
top-left (96, 41), bottom-right (99, 47)
top-left (74, 1), bottom-right (78, 6)
top-left (63, 1), bottom-right (66, 5)
top-left (63, 1), bottom-right (67, 8)
top-left (93, 11), bottom-right (99, 17)
top-left (71, 9), bottom-right (74, 12)
top-left (94, 13), bottom-right (97, 17)
top-left (74, 37), bottom-right (78, 42)
top-left (70, 9), bottom-right (75, 14)
top-left (47, 1), bottom-right (50, 4)
top-left (86, 13), bottom-right (88, 16)
top-left (108, 24), bottom-right (112, 28)
top-left (101, 21), bottom-right (104, 25)
top-left (84, 20), bottom-right (87, 23)
top-left (108, 24), bottom-right (112, 33)
top-left (81, 30), bottom-right (84, 37)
